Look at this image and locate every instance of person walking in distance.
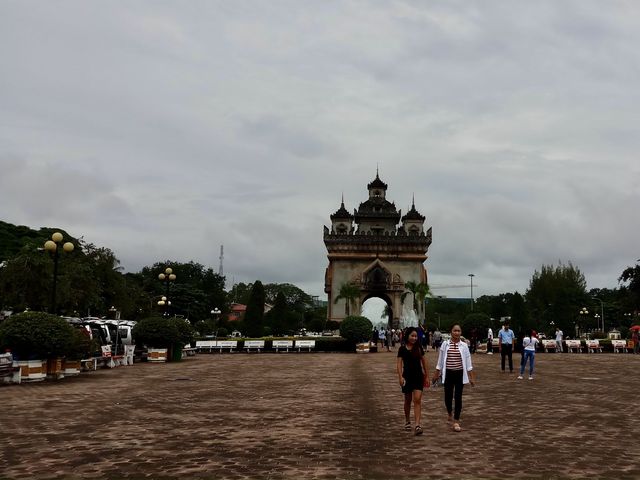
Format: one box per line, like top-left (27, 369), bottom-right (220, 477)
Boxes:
top-left (378, 328), bottom-right (386, 351)
top-left (432, 324), bottom-right (475, 432)
top-left (555, 327), bottom-right (564, 353)
top-left (487, 327), bottom-right (494, 354)
top-left (498, 322), bottom-right (516, 373)
top-left (396, 327), bottom-right (430, 436)
top-left (518, 330), bottom-right (540, 380)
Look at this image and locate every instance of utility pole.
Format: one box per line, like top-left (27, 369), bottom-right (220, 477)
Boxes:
top-left (468, 273), bottom-right (475, 311)
top-left (218, 245), bottom-right (224, 276)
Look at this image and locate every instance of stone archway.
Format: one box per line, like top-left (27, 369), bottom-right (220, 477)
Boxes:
top-left (361, 293), bottom-right (392, 328)
top-left (324, 173), bottom-right (432, 328)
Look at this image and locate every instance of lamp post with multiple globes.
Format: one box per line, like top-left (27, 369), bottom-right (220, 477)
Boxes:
top-left (158, 267), bottom-right (176, 316)
top-left (579, 307), bottom-right (589, 337)
top-left (43, 232), bottom-right (74, 314)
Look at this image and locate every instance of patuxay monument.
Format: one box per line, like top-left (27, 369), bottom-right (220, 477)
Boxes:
top-left (324, 172), bottom-right (432, 327)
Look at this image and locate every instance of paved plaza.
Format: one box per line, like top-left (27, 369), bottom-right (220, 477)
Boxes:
top-left (1, 349), bottom-right (639, 479)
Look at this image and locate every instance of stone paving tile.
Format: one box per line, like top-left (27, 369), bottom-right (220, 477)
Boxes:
top-left (1, 351), bottom-right (639, 479)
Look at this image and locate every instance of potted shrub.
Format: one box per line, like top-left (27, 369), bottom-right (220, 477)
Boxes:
top-left (339, 316), bottom-right (373, 353)
top-left (0, 311), bottom-right (76, 381)
top-left (63, 328), bottom-right (94, 376)
top-left (133, 317), bottom-right (194, 362)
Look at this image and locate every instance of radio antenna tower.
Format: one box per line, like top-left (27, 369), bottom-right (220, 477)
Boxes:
top-left (218, 245), bottom-right (224, 276)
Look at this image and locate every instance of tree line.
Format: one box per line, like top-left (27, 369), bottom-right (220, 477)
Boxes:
top-left (0, 221), bottom-right (327, 336)
top-left (424, 261), bottom-right (640, 340)
top-left (1, 221), bottom-right (638, 339)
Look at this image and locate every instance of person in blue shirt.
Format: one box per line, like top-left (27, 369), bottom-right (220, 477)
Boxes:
top-left (498, 323), bottom-right (516, 373)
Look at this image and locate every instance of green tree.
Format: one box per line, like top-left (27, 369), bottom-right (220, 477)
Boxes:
top-left (334, 282), bottom-right (360, 316)
top-left (461, 312), bottom-right (492, 337)
top-left (264, 283), bottom-right (313, 312)
top-left (244, 280), bottom-right (265, 337)
top-left (401, 281), bottom-right (430, 323)
top-left (525, 262), bottom-right (587, 337)
top-left (265, 291), bottom-right (288, 336)
top-left (138, 261), bottom-right (227, 321)
top-left (228, 282), bottom-right (253, 305)
top-left (0, 245), bottom-right (52, 311)
top-left (339, 315), bottom-right (373, 345)
top-left (415, 282), bottom-right (431, 322)
top-left (401, 281), bottom-right (419, 313)
top-left (619, 261), bottom-right (640, 312)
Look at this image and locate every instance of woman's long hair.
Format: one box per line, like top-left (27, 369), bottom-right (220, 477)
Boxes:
top-left (405, 327), bottom-right (423, 359)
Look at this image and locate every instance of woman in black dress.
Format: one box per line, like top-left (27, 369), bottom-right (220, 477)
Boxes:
top-left (396, 327), bottom-right (430, 435)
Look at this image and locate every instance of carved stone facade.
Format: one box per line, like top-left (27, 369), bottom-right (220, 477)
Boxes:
top-left (324, 173), bottom-right (432, 326)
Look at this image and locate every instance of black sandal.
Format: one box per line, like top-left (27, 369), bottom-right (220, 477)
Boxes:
top-left (414, 425), bottom-right (423, 436)
top-left (404, 421), bottom-right (412, 431)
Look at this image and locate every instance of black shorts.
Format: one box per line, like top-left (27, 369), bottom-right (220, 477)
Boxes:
top-left (402, 374), bottom-right (424, 394)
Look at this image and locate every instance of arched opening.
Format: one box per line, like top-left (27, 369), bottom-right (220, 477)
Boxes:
top-left (361, 295), bottom-right (392, 329)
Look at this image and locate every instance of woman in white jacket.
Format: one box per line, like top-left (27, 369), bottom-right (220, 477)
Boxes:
top-left (432, 324), bottom-right (476, 432)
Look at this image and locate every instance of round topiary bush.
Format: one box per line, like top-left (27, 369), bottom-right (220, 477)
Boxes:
top-left (339, 316), bottom-right (373, 345)
top-left (0, 311), bottom-right (77, 360)
top-left (133, 316), bottom-right (194, 349)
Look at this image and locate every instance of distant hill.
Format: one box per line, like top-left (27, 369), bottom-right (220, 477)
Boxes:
top-left (0, 220), bottom-right (75, 261)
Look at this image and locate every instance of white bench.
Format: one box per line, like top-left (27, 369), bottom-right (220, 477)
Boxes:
top-left (215, 340), bottom-right (237, 353)
top-left (272, 340), bottom-right (293, 352)
top-left (611, 339), bottom-right (626, 353)
top-left (294, 340), bottom-right (316, 352)
top-left (586, 339), bottom-right (602, 353)
top-left (196, 340), bottom-right (217, 353)
top-left (244, 340), bottom-right (265, 353)
top-left (541, 339), bottom-right (557, 353)
top-left (182, 343), bottom-right (197, 357)
top-left (565, 339), bottom-right (582, 353)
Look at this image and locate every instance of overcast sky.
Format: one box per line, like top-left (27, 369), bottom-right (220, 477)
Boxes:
top-left (1, 1), bottom-right (639, 303)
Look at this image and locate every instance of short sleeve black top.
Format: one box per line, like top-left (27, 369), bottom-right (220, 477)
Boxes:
top-left (397, 344), bottom-right (424, 380)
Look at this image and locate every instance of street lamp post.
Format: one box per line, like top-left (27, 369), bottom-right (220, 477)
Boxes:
top-left (579, 307), bottom-right (589, 337)
top-left (43, 232), bottom-right (74, 314)
top-left (211, 307), bottom-right (221, 336)
top-left (157, 296), bottom-right (171, 314)
top-left (591, 297), bottom-right (605, 333)
top-left (158, 267), bottom-right (176, 316)
top-left (594, 313), bottom-right (600, 334)
top-left (468, 274), bottom-right (475, 311)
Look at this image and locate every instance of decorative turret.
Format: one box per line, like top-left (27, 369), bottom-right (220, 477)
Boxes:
top-left (401, 195), bottom-right (426, 235)
top-left (367, 167), bottom-right (388, 200)
top-left (355, 171), bottom-right (400, 234)
top-left (330, 195), bottom-right (354, 234)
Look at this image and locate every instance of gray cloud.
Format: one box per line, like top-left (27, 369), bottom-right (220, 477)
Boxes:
top-left (1, 1), bottom-right (639, 300)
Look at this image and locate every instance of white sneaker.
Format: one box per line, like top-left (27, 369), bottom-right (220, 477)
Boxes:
top-left (517, 375), bottom-right (523, 380)
top-left (487, 352), bottom-right (493, 354)
top-left (528, 376), bottom-right (533, 380)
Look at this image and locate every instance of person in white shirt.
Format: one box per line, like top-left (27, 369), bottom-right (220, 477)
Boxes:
top-left (487, 327), bottom-right (494, 354)
top-left (432, 324), bottom-right (475, 432)
top-left (555, 327), bottom-right (563, 353)
top-left (518, 330), bottom-right (540, 380)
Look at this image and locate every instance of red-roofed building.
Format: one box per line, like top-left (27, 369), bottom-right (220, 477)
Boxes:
top-left (227, 302), bottom-right (273, 322)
